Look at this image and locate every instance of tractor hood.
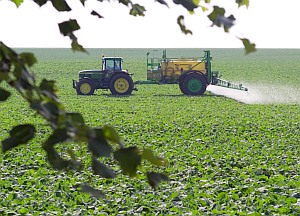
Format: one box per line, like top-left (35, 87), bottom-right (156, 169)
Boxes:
top-left (79, 69), bottom-right (129, 74)
top-left (79, 70), bottom-right (102, 74)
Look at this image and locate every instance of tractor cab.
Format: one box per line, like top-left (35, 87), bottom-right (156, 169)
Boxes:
top-left (102, 57), bottom-right (123, 71)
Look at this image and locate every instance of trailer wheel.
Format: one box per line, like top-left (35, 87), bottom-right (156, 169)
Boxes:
top-left (76, 78), bottom-right (95, 95)
top-left (180, 73), bottom-right (207, 95)
top-left (109, 73), bottom-right (134, 95)
top-left (178, 74), bottom-right (187, 93)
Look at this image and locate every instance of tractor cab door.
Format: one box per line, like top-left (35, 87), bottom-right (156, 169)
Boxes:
top-left (113, 59), bottom-right (122, 71)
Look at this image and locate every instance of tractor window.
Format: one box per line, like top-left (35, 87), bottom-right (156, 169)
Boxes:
top-left (103, 59), bottom-right (122, 70)
top-left (114, 59), bottom-right (121, 70)
top-left (105, 59), bottom-right (115, 70)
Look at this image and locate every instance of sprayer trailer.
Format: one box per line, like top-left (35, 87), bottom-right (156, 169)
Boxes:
top-left (72, 57), bottom-right (136, 95)
top-left (135, 50), bottom-right (248, 95)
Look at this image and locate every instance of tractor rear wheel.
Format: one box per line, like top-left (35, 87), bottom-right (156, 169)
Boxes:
top-left (109, 73), bottom-right (134, 95)
top-left (179, 73), bottom-right (207, 95)
top-left (76, 79), bottom-right (95, 95)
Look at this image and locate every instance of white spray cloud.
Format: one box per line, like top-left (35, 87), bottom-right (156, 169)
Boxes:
top-left (207, 84), bottom-right (300, 104)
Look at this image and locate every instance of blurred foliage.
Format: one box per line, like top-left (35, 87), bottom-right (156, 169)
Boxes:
top-left (0, 42), bottom-right (169, 195)
top-left (10, 0), bottom-right (255, 54)
top-left (2, 0), bottom-right (257, 197)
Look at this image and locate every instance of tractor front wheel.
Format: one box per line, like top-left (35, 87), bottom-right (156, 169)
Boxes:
top-left (109, 73), bottom-right (134, 95)
top-left (179, 73), bottom-right (207, 95)
top-left (76, 79), bottom-right (95, 95)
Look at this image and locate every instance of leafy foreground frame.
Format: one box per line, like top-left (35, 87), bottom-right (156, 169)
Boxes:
top-left (0, 43), bottom-right (169, 197)
top-left (1, 0), bottom-right (256, 197)
top-left (8, 0), bottom-right (256, 54)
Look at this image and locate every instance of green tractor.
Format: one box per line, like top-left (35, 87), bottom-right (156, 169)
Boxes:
top-left (72, 57), bottom-right (136, 95)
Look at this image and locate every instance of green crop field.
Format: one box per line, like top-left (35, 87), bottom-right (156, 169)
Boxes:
top-left (1, 48), bottom-right (300, 215)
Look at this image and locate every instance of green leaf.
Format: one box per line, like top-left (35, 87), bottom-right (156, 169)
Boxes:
top-left (114, 146), bottom-right (141, 177)
top-left (92, 156), bottom-right (117, 178)
top-left (207, 6), bottom-right (225, 23)
top-left (171, 191), bottom-right (179, 199)
top-left (66, 112), bottom-right (85, 127)
top-left (51, 0), bottom-right (71, 12)
top-left (208, 6), bottom-right (235, 32)
top-left (43, 145), bottom-right (64, 168)
top-left (0, 88), bottom-right (11, 101)
top-left (199, 5), bottom-right (208, 12)
top-left (130, 4), bottom-right (146, 16)
top-left (118, 0), bottom-right (130, 6)
top-left (236, 0), bottom-right (249, 8)
top-left (192, 0), bottom-right (200, 6)
top-left (91, 11), bottom-right (104, 18)
top-left (39, 79), bottom-right (56, 91)
top-left (88, 128), bottom-right (112, 157)
top-left (177, 16), bottom-right (192, 35)
top-left (33, 0), bottom-right (47, 6)
top-left (39, 79), bottom-right (58, 101)
top-left (102, 125), bottom-right (121, 144)
top-left (80, 184), bottom-right (105, 199)
top-left (0, 42), bottom-right (17, 76)
top-left (2, 124), bottom-right (35, 152)
top-left (0, 57), bottom-right (11, 73)
top-left (43, 145), bottom-right (82, 170)
top-left (240, 38), bottom-right (256, 54)
top-left (19, 52), bottom-right (37, 67)
top-left (11, 0), bottom-right (23, 7)
top-left (31, 101), bottom-right (63, 126)
top-left (156, 0), bottom-right (169, 7)
top-left (38, 101), bottom-right (62, 123)
top-left (173, 0), bottom-right (197, 11)
top-left (0, 42), bottom-right (18, 61)
top-left (18, 207), bottom-right (29, 214)
top-left (33, 101), bottom-right (64, 129)
top-left (146, 172), bottom-right (169, 190)
top-left (208, 6), bottom-right (225, 23)
top-left (13, 66), bottom-right (35, 91)
top-left (80, 0), bottom-right (86, 6)
top-left (71, 40), bottom-right (86, 53)
top-left (67, 149), bottom-right (77, 160)
top-left (59, 19), bottom-right (80, 36)
top-left (141, 148), bottom-right (168, 166)
top-left (44, 128), bottom-right (69, 147)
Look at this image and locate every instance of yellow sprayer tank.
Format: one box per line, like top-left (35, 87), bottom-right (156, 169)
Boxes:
top-left (160, 59), bottom-right (206, 82)
top-left (143, 50), bottom-right (248, 95)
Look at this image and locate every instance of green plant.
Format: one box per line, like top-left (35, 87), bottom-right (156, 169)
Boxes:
top-left (1, 48), bottom-right (299, 214)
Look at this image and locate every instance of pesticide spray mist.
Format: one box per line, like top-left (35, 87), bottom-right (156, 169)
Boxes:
top-left (207, 84), bottom-right (300, 104)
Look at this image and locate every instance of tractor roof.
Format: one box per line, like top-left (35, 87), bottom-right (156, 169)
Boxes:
top-left (103, 57), bottom-right (123, 60)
